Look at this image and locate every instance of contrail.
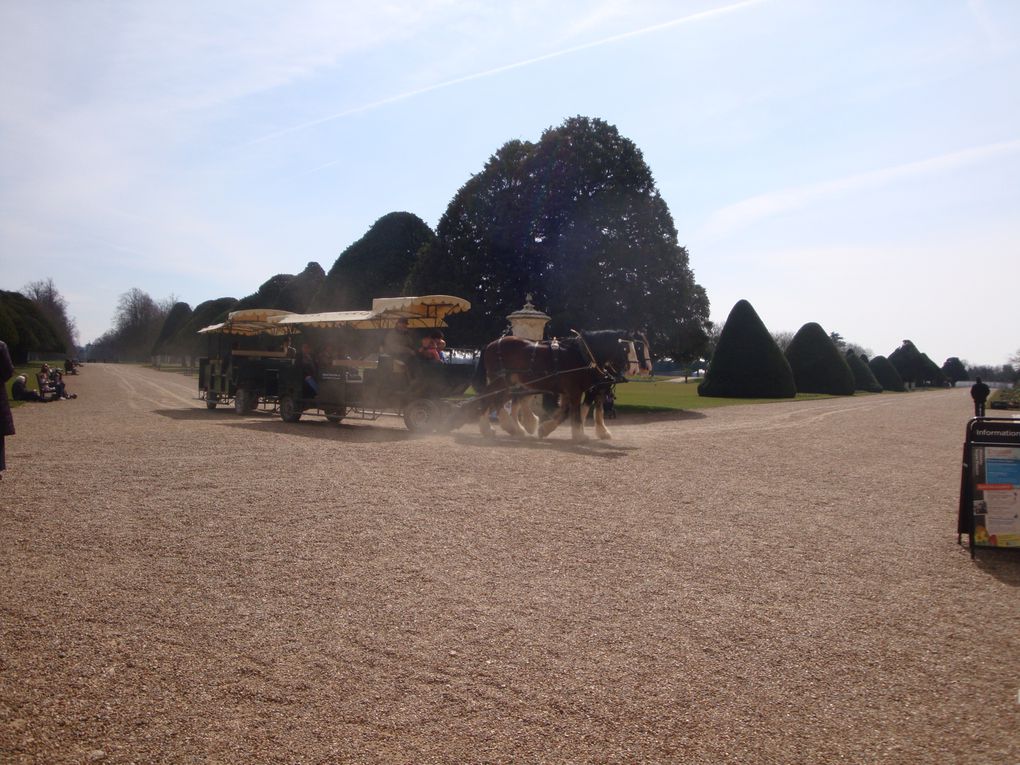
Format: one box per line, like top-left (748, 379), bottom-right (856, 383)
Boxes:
top-left (249, 0), bottom-right (769, 146)
top-left (701, 137), bottom-right (1020, 238)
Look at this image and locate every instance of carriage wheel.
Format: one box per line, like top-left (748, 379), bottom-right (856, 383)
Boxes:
top-left (280, 395), bottom-right (302, 423)
top-left (403, 398), bottom-right (440, 432)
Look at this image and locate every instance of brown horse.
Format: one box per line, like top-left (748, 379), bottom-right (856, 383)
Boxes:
top-left (470, 331), bottom-right (632, 440)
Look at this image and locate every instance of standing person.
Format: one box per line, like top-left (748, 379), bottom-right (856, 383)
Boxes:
top-left (298, 342), bottom-right (319, 395)
top-left (970, 377), bottom-right (991, 417)
top-left (0, 340), bottom-right (14, 480)
top-left (281, 336), bottom-right (297, 358)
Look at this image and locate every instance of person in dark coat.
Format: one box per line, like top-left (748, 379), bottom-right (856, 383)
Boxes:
top-left (970, 377), bottom-right (991, 417)
top-left (12, 376), bottom-right (45, 402)
top-left (298, 342), bottom-right (319, 395)
top-left (0, 340), bottom-right (14, 479)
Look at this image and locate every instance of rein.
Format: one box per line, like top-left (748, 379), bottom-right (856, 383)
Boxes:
top-left (468, 363), bottom-right (600, 405)
top-left (571, 329), bottom-right (627, 382)
top-left (477, 333), bottom-right (618, 406)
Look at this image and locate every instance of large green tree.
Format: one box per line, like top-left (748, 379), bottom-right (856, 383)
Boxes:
top-left (312, 212), bottom-right (436, 312)
top-left (697, 300), bottom-right (795, 398)
top-left (405, 116), bottom-right (709, 352)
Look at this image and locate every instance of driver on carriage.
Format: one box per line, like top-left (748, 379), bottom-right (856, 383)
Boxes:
top-left (383, 318), bottom-right (416, 359)
top-left (382, 317), bottom-right (422, 379)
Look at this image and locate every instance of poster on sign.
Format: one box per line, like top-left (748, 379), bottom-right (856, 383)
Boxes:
top-left (972, 446), bottom-right (1020, 547)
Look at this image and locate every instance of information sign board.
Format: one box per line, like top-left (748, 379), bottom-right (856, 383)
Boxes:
top-left (958, 418), bottom-right (1020, 556)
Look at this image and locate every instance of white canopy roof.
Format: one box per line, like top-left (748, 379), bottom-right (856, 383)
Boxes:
top-left (197, 308), bottom-right (293, 336)
top-left (277, 295), bottom-right (470, 329)
top-left (197, 295), bottom-right (470, 334)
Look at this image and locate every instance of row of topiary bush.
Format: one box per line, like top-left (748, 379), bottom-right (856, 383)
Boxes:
top-left (698, 299), bottom-right (907, 398)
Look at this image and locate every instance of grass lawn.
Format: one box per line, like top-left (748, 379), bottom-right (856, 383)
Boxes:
top-left (989, 387), bottom-right (1020, 410)
top-left (615, 377), bottom-right (851, 412)
top-left (5, 359), bottom-right (69, 407)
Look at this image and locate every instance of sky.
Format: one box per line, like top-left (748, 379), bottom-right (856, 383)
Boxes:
top-left (1, 0), bottom-right (1018, 366)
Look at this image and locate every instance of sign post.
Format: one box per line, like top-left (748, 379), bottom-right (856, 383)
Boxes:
top-left (958, 418), bottom-right (1020, 557)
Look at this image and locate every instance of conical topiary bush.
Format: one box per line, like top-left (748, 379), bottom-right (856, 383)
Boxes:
top-left (310, 211), bottom-right (437, 311)
top-left (846, 351), bottom-right (883, 393)
top-left (698, 299), bottom-right (796, 398)
top-left (869, 355), bottom-right (906, 392)
top-left (784, 322), bottom-right (855, 395)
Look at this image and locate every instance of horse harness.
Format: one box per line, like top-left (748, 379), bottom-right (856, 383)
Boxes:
top-left (488, 333), bottom-right (615, 397)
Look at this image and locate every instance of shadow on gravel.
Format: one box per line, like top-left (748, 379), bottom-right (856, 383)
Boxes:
top-left (223, 419), bottom-right (412, 443)
top-left (156, 408), bottom-right (239, 421)
top-left (615, 410), bottom-right (708, 424)
top-left (971, 548), bottom-right (1020, 587)
top-left (450, 432), bottom-right (637, 458)
top-left (156, 408), bottom-right (412, 441)
top-left (154, 408), bottom-right (653, 454)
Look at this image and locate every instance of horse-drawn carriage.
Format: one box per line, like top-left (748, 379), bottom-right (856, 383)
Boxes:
top-left (197, 295), bottom-right (476, 431)
top-left (198, 293), bottom-right (653, 439)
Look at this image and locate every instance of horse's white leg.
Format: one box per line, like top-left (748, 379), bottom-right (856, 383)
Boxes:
top-left (497, 403), bottom-right (513, 434)
top-left (519, 395), bottom-right (539, 435)
top-left (478, 390), bottom-right (503, 438)
top-left (593, 394), bottom-right (612, 440)
top-left (501, 399), bottom-right (527, 437)
top-left (568, 395), bottom-right (589, 442)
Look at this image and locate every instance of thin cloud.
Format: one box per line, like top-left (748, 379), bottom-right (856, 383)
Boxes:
top-left (702, 137), bottom-right (1020, 238)
top-left (249, 0), bottom-right (770, 146)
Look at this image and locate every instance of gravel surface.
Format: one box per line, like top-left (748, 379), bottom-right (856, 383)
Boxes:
top-left (1, 364), bottom-right (1017, 764)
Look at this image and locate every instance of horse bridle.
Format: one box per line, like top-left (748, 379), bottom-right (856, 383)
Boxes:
top-left (570, 330), bottom-right (628, 384)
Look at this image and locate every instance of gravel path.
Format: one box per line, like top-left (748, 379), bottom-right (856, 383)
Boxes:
top-left (1, 364), bottom-right (1017, 764)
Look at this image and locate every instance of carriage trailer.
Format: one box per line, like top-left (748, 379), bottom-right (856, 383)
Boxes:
top-left (197, 296), bottom-right (476, 432)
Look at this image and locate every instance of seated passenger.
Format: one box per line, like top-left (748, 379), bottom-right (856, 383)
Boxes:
top-left (12, 375), bottom-right (46, 402)
top-left (383, 318), bottom-right (416, 361)
top-left (430, 330), bottom-right (447, 362)
top-left (45, 366), bottom-right (74, 399)
top-left (317, 343), bottom-right (339, 369)
top-left (37, 365), bottom-right (57, 399)
top-left (418, 335), bottom-right (441, 363)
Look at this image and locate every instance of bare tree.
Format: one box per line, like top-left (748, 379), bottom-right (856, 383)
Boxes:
top-left (113, 288), bottom-right (169, 359)
top-left (23, 278), bottom-right (77, 352)
top-left (771, 330), bottom-right (795, 352)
